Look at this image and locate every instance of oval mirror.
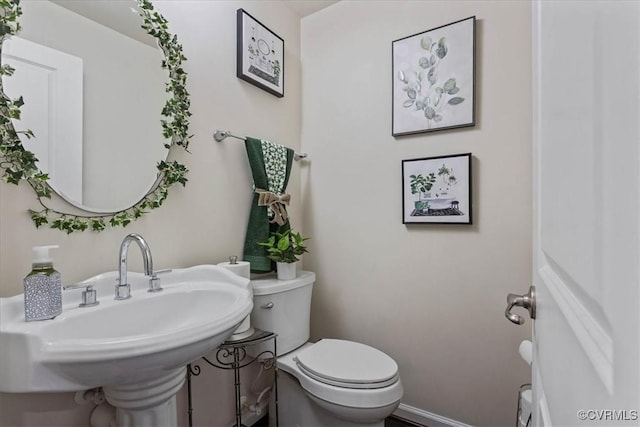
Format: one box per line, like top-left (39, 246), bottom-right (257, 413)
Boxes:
top-left (0, 0), bottom-right (190, 232)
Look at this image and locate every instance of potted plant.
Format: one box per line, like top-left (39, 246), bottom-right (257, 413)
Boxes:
top-left (409, 172), bottom-right (436, 213)
top-left (258, 229), bottom-right (309, 280)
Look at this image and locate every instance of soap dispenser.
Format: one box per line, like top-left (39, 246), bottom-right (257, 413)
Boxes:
top-left (23, 245), bottom-right (62, 322)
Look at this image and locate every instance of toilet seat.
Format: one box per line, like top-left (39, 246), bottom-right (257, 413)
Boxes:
top-left (294, 339), bottom-right (399, 389)
top-left (278, 341), bottom-right (404, 410)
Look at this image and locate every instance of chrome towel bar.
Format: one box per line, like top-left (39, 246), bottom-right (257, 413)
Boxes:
top-left (213, 129), bottom-right (308, 161)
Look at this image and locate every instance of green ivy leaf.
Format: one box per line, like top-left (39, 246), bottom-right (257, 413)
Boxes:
top-left (61, 218), bottom-right (76, 234)
top-left (0, 64), bottom-right (15, 76)
top-left (91, 218), bottom-right (106, 232)
top-left (33, 172), bottom-right (49, 181)
top-left (112, 212), bottom-right (132, 227)
top-left (4, 168), bottom-right (22, 184)
top-left (29, 209), bottom-right (49, 228)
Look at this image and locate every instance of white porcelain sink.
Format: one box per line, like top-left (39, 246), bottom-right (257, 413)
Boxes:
top-left (0, 264), bottom-right (253, 393)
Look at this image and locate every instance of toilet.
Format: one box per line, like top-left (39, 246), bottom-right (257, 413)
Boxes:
top-left (250, 271), bottom-right (403, 426)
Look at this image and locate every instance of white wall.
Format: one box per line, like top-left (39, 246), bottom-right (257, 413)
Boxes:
top-left (0, 1), bottom-right (302, 425)
top-left (301, 1), bottom-right (532, 426)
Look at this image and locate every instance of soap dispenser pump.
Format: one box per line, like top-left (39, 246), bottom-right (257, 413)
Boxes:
top-left (23, 245), bottom-right (62, 322)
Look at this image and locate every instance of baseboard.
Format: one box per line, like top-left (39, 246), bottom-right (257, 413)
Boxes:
top-left (393, 403), bottom-right (474, 427)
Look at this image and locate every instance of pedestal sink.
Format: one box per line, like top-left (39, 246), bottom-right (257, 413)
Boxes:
top-left (0, 265), bottom-right (253, 426)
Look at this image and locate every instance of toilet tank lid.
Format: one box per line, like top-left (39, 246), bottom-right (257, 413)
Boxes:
top-left (251, 271), bottom-right (315, 295)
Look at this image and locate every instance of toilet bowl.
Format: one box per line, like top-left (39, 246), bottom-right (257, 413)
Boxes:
top-left (250, 271), bottom-right (403, 426)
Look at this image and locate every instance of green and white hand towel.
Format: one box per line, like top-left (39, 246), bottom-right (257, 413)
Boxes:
top-left (242, 137), bottom-right (294, 272)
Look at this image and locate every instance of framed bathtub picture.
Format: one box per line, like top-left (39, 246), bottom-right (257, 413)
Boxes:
top-left (392, 16), bottom-right (476, 136)
top-left (402, 153), bottom-right (472, 224)
top-left (237, 8), bottom-right (284, 98)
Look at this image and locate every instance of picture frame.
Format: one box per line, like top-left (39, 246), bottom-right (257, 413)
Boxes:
top-left (237, 8), bottom-right (284, 98)
top-left (392, 17), bottom-right (476, 136)
top-left (402, 153), bottom-right (472, 224)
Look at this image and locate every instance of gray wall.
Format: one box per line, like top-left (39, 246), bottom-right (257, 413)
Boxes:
top-left (300, 1), bottom-right (532, 425)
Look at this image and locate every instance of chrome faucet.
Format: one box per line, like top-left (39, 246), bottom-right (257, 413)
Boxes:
top-left (116, 233), bottom-right (153, 300)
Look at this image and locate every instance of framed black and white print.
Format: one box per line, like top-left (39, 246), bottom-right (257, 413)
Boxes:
top-left (392, 17), bottom-right (476, 136)
top-left (402, 153), bottom-right (472, 224)
top-left (237, 8), bottom-right (284, 98)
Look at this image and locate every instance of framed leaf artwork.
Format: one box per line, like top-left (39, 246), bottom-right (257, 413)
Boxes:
top-left (392, 17), bottom-right (476, 136)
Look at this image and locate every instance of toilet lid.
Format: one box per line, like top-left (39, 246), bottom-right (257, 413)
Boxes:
top-left (294, 339), bottom-right (399, 389)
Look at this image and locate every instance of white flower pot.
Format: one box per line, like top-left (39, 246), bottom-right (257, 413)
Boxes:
top-left (276, 262), bottom-right (296, 280)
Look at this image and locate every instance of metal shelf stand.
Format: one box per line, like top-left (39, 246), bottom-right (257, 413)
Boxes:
top-left (187, 329), bottom-right (278, 427)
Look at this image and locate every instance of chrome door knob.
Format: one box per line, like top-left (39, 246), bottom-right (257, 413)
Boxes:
top-left (505, 286), bottom-right (536, 325)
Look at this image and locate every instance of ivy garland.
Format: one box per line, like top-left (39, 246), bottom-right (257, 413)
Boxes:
top-left (0, 0), bottom-right (191, 233)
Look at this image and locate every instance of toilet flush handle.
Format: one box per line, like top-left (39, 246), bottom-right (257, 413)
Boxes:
top-left (261, 302), bottom-right (274, 309)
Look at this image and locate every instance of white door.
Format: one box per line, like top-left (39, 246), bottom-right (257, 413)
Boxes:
top-left (2, 36), bottom-right (83, 203)
top-left (529, 1), bottom-right (639, 426)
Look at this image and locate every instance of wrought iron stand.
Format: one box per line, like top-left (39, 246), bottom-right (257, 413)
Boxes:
top-left (187, 329), bottom-right (278, 427)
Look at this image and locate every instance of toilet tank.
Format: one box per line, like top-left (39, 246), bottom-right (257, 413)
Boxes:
top-left (251, 271), bottom-right (315, 355)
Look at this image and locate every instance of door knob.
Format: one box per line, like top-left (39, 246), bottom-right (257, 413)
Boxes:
top-left (505, 286), bottom-right (536, 325)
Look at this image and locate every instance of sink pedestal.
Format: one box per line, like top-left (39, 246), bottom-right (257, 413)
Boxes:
top-left (103, 367), bottom-right (186, 427)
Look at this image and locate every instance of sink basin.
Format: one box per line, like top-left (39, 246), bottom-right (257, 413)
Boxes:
top-left (0, 264), bottom-right (253, 393)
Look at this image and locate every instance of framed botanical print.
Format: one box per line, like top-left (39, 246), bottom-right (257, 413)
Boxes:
top-left (392, 17), bottom-right (476, 136)
top-left (402, 153), bottom-right (472, 224)
top-left (237, 8), bottom-right (284, 98)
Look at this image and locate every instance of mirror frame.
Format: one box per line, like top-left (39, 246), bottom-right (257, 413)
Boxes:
top-left (0, 0), bottom-right (191, 233)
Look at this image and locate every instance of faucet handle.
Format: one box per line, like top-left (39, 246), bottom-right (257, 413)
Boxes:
top-left (148, 269), bottom-right (172, 293)
top-left (63, 283), bottom-right (99, 308)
